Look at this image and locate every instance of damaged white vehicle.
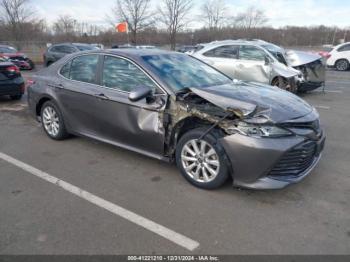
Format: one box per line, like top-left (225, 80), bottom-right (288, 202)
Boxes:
top-left (188, 40), bottom-right (325, 93)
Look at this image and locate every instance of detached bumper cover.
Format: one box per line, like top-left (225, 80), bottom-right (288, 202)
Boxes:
top-left (219, 131), bottom-right (326, 189)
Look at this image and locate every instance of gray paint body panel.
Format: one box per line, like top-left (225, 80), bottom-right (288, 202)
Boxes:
top-left (28, 49), bottom-right (325, 190)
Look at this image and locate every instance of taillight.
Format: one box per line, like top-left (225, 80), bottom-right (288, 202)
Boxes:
top-left (27, 79), bottom-right (36, 86)
top-left (6, 65), bottom-right (20, 74)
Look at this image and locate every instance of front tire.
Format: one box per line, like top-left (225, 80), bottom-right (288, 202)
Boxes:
top-left (176, 128), bottom-right (230, 189)
top-left (40, 101), bottom-right (68, 140)
top-left (272, 77), bottom-right (297, 93)
top-left (335, 59), bottom-right (349, 71)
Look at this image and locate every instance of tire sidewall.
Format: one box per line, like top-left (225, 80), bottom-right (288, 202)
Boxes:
top-left (175, 128), bottom-right (230, 189)
top-left (336, 59), bottom-right (349, 71)
top-left (40, 101), bottom-right (67, 140)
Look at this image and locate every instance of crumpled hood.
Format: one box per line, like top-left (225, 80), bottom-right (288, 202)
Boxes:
top-left (286, 50), bottom-right (322, 67)
top-left (190, 81), bottom-right (313, 123)
top-left (272, 61), bottom-right (300, 78)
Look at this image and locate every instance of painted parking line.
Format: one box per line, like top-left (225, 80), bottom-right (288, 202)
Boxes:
top-left (312, 90), bottom-right (343, 94)
top-left (314, 105), bottom-right (331, 110)
top-left (326, 81), bottom-right (350, 85)
top-left (0, 152), bottom-right (200, 252)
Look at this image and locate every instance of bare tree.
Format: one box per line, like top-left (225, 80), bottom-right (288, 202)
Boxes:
top-left (158, 0), bottom-right (193, 50)
top-left (0, 0), bottom-right (35, 41)
top-left (200, 0), bottom-right (227, 30)
top-left (53, 15), bottom-right (78, 36)
top-left (110, 0), bottom-right (153, 44)
top-left (234, 6), bottom-right (268, 30)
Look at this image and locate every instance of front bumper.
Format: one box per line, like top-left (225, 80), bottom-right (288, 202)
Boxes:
top-left (219, 130), bottom-right (326, 190)
top-left (298, 81), bottom-right (324, 92)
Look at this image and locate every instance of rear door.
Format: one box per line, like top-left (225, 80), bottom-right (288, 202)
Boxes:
top-left (337, 43), bottom-right (350, 61)
top-left (56, 54), bottom-right (103, 135)
top-left (235, 45), bottom-right (271, 84)
top-left (200, 45), bottom-right (239, 78)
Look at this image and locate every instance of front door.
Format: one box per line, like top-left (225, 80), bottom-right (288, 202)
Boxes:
top-left (234, 45), bottom-right (271, 84)
top-left (90, 55), bottom-right (167, 157)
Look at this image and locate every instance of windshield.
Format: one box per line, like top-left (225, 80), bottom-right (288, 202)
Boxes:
top-left (0, 46), bottom-right (17, 53)
top-left (262, 44), bottom-right (288, 65)
top-left (75, 45), bottom-right (98, 51)
top-left (142, 54), bottom-right (232, 92)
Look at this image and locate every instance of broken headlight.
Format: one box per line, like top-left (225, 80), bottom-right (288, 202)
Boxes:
top-left (227, 122), bottom-right (293, 138)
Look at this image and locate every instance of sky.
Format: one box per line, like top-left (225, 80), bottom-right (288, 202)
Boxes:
top-left (31, 0), bottom-right (350, 29)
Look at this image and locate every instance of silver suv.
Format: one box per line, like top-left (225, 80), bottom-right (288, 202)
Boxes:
top-left (189, 40), bottom-right (325, 92)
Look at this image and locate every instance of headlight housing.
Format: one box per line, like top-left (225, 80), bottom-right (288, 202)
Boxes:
top-left (227, 122), bottom-right (293, 138)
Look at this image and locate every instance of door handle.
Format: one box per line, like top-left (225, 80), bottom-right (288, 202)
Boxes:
top-left (49, 83), bottom-right (64, 89)
top-left (94, 93), bottom-right (109, 100)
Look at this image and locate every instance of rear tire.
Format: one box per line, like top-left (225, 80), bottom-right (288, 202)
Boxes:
top-left (335, 59), bottom-right (349, 71)
top-left (10, 95), bottom-right (22, 100)
top-left (175, 127), bottom-right (230, 189)
top-left (40, 101), bottom-right (69, 140)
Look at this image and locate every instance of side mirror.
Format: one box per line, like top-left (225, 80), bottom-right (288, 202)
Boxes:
top-left (129, 86), bottom-right (153, 102)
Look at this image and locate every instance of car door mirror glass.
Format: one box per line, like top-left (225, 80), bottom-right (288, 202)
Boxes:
top-left (129, 86), bottom-right (153, 102)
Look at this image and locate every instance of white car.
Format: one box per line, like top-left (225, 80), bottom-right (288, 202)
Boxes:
top-left (327, 42), bottom-right (350, 71)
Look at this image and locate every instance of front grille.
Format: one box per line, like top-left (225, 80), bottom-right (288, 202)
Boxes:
top-left (269, 140), bottom-right (317, 177)
top-left (281, 119), bottom-right (321, 136)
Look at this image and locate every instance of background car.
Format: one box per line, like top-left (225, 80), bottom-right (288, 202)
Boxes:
top-left (190, 40), bottom-right (301, 93)
top-left (0, 56), bottom-right (25, 100)
top-left (27, 49), bottom-right (325, 190)
top-left (0, 44), bottom-right (35, 70)
top-left (326, 42), bottom-right (350, 71)
top-left (190, 40), bottom-right (325, 92)
top-left (43, 43), bottom-right (99, 66)
top-left (176, 45), bottom-right (197, 53)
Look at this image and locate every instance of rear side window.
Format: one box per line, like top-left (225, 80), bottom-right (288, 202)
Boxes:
top-left (338, 44), bottom-right (350, 52)
top-left (102, 55), bottom-right (157, 92)
top-left (239, 45), bottom-right (266, 61)
top-left (203, 45), bottom-right (239, 59)
top-left (66, 55), bottom-right (99, 84)
top-left (60, 61), bottom-right (71, 78)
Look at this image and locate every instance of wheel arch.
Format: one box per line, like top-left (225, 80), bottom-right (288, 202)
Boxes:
top-left (35, 95), bottom-right (55, 116)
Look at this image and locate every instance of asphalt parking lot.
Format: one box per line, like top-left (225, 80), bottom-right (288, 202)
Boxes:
top-left (0, 68), bottom-right (349, 255)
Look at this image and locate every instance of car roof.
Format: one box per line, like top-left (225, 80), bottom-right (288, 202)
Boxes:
top-left (0, 44), bottom-right (15, 48)
top-left (91, 48), bottom-right (177, 58)
top-left (198, 39), bottom-right (271, 48)
top-left (51, 43), bottom-right (92, 47)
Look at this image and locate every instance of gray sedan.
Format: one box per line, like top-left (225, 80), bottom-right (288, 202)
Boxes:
top-left (27, 49), bottom-right (325, 190)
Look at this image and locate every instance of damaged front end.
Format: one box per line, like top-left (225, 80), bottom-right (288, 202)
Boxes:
top-left (286, 50), bottom-right (326, 92)
top-left (162, 82), bottom-right (325, 189)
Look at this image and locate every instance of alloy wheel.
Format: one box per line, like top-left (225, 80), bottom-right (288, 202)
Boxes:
top-left (336, 60), bottom-right (349, 71)
top-left (42, 106), bottom-right (60, 137)
top-left (181, 139), bottom-right (220, 183)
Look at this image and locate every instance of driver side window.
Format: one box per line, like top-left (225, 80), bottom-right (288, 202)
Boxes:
top-left (102, 56), bottom-right (158, 93)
